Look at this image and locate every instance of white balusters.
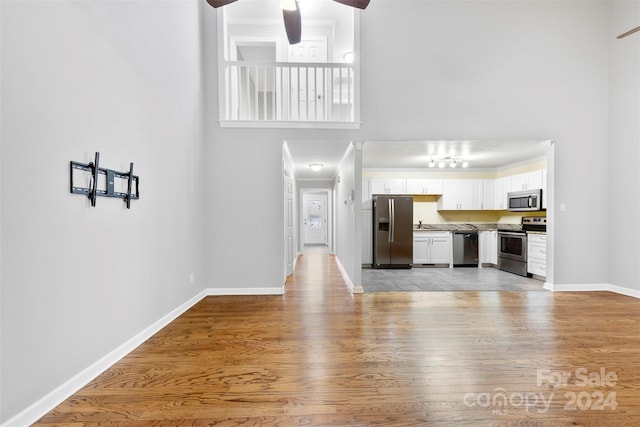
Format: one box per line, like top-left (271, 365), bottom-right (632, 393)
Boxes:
top-left (222, 61), bottom-right (355, 123)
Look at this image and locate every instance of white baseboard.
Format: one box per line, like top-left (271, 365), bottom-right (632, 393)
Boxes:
top-left (334, 256), bottom-right (363, 293)
top-left (606, 284), bottom-right (640, 298)
top-left (543, 282), bottom-right (608, 292)
top-left (206, 287), bottom-right (284, 296)
top-left (544, 282), bottom-right (640, 298)
top-left (1, 286), bottom-right (284, 427)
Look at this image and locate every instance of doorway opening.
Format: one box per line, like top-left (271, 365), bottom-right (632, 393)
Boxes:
top-left (358, 140), bottom-right (555, 292)
top-left (301, 190), bottom-right (331, 252)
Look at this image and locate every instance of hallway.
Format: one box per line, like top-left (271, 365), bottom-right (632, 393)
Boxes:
top-left (35, 249), bottom-right (640, 425)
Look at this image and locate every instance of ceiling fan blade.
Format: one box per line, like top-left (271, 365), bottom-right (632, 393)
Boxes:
top-left (333, 0), bottom-right (370, 9)
top-left (283, 4), bottom-right (302, 45)
top-left (617, 25), bottom-right (640, 39)
top-left (205, 0), bottom-right (238, 8)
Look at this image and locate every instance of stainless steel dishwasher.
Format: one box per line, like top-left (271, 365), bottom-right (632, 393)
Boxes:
top-left (453, 231), bottom-right (479, 266)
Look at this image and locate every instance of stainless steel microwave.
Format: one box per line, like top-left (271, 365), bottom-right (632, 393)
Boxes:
top-left (507, 189), bottom-right (543, 211)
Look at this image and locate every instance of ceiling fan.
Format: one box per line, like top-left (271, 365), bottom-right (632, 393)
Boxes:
top-left (205, 0), bottom-right (370, 45)
top-left (617, 25), bottom-right (640, 39)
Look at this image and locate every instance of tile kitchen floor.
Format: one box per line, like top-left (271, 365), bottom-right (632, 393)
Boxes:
top-left (362, 266), bottom-right (545, 292)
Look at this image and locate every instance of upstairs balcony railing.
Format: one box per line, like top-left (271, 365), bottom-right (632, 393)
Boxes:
top-left (220, 61), bottom-right (357, 125)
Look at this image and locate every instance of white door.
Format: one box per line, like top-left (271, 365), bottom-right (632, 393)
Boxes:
top-left (284, 177), bottom-right (295, 276)
top-left (303, 195), bottom-right (327, 245)
top-left (289, 38), bottom-right (327, 121)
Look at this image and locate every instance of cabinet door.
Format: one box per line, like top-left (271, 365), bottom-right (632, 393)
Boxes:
top-left (470, 180), bottom-right (483, 210)
top-left (527, 170), bottom-right (543, 190)
top-left (458, 180), bottom-right (475, 210)
top-left (480, 230), bottom-right (498, 264)
top-left (510, 171), bottom-right (543, 191)
top-left (489, 231), bottom-right (498, 264)
top-left (494, 176), bottom-right (509, 210)
top-left (481, 180), bottom-right (495, 210)
top-left (371, 179), bottom-right (387, 194)
top-left (438, 181), bottom-right (460, 210)
top-left (406, 179), bottom-right (426, 195)
top-left (413, 237), bottom-right (430, 264)
top-left (510, 173), bottom-right (529, 191)
top-left (387, 179), bottom-right (406, 194)
top-left (430, 237), bottom-right (451, 264)
top-left (424, 179), bottom-right (444, 194)
top-left (479, 231), bottom-right (491, 263)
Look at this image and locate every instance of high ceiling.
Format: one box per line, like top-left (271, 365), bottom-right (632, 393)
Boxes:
top-left (286, 139), bottom-right (550, 181)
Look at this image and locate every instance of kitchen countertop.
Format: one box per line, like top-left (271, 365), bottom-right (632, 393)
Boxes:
top-left (413, 223), bottom-right (546, 233)
top-left (413, 223), bottom-right (507, 232)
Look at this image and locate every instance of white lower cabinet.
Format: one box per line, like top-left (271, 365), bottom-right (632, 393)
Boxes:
top-left (480, 230), bottom-right (498, 265)
top-left (527, 233), bottom-right (547, 277)
top-left (413, 231), bottom-right (451, 264)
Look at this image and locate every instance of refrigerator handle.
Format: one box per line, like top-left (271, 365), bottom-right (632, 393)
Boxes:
top-left (387, 199), bottom-right (392, 243)
top-left (390, 198), bottom-right (395, 243)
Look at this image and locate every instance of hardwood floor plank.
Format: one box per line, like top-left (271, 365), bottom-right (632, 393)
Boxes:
top-left (34, 248), bottom-right (640, 425)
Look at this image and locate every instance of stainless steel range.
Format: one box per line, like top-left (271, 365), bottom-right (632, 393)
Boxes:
top-left (498, 217), bottom-right (546, 277)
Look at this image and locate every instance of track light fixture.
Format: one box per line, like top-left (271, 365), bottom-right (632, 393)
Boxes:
top-left (428, 157), bottom-right (468, 169)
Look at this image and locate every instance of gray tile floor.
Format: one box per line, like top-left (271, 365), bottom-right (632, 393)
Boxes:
top-left (362, 266), bottom-right (546, 292)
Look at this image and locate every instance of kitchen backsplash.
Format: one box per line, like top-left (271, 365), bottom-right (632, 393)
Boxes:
top-left (412, 195), bottom-right (546, 225)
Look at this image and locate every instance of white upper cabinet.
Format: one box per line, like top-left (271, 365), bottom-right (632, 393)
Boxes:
top-left (480, 179), bottom-right (495, 210)
top-left (371, 178), bottom-right (406, 195)
top-left (364, 167), bottom-right (545, 211)
top-left (509, 170), bottom-right (544, 192)
top-left (438, 180), bottom-right (476, 210)
top-left (387, 179), bottom-right (407, 194)
top-left (406, 179), bottom-right (444, 195)
top-left (494, 176), bottom-right (510, 210)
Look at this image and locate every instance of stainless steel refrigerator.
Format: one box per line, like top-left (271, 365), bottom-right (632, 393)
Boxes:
top-left (373, 195), bottom-right (413, 268)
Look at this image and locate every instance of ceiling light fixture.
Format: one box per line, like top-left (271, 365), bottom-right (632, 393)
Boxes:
top-left (309, 163), bottom-right (324, 171)
top-left (429, 157), bottom-right (468, 169)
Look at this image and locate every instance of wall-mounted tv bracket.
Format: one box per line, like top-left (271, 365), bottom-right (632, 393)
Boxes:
top-left (70, 152), bottom-right (139, 209)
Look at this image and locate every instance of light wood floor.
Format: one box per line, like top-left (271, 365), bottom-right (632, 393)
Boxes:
top-left (36, 247), bottom-right (640, 425)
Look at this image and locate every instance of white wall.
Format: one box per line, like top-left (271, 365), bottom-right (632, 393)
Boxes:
top-left (334, 145), bottom-right (358, 285)
top-left (0, 0), bottom-right (204, 421)
top-left (609, 1), bottom-right (640, 291)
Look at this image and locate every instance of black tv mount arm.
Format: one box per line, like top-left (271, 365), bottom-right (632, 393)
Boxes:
top-left (70, 152), bottom-right (140, 209)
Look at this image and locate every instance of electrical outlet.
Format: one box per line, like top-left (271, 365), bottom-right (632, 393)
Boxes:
top-left (189, 273), bottom-right (195, 284)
